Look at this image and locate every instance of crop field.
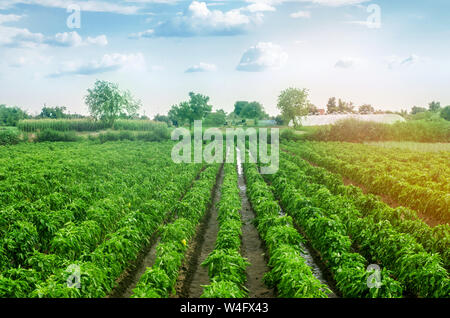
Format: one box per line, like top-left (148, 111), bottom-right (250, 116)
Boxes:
top-left (0, 138), bottom-right (448, 300)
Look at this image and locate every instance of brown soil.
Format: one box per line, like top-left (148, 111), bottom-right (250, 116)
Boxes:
top-left (238, 167), bottom-right (275, 298)
top-left (108, 236), bottom-right (160, 298)
top-left (176, 165), bottom-right (224, 298)
top-left (262, 172), bottom-right (338, 298)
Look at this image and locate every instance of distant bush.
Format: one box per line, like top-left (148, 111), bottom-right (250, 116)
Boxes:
top-left (306, 118), bottom-right (450, 143)
top-left (280, 129), bottom-right (300, 141)
top-left (441, 106), bottom-right (450, 121)
top-left (0, 129), bottom-right (21, 145)
top-left (0, 105), bottom-right (29, 126)
top-left (36, 129), bottom-right (80, 142)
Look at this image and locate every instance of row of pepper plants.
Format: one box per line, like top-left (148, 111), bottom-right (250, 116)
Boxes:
top-left (286, 141), bottom-right (449, 222)
top-left (200, 163), bottom-right (249, 298)
top-left (264, 165), bottom-right (403, 297)
top-left (276, 151), bottom-right (449, 297)
top-left (131, 164), bottom-right (221, 298)
top-left (243, 162), bottom-right (331, 298)
top-left (303, 141), bottom-right (449, 192)
top-left (282, 143), bottom-right (449, 270)
top-left (0, 141), bottom-right (203, 297)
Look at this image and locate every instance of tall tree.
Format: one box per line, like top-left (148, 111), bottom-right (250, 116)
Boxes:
top-left (358, 104), bottom-right (375, 114)
top-left (240, 102), bottom-right (268, 119)
top-left (277, 87), bottom-right (309, 127)
top-left (154, 114), bottom-right (170, 125)
top-left (428, 101), bottom-right (441, 112)
top-left (204, 109), bottom-right (227, 126)
top-left (326, 97), bottom-right (338, 114)
top-left (168, 92), bottom-right (212, 127)
top-left (411, 106), bottom-right (427, 114)
top-left (233, 101), bottom-right (248, 117)
top-left (84, 80), bottom-right (141, 127)
top-left (0, 105), bottom-right (28, 126)
top-left (440, 106), bottom-right (450, 121)
top-left (307, 102), bottom-right (318, 114)
top-left (338, 99), bottom-right (355, 113)
top-left (39, 106), bottom-right (68, 119)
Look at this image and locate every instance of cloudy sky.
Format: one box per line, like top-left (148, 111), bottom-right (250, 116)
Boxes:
top-left (0, 0), bottom-right (449, 117)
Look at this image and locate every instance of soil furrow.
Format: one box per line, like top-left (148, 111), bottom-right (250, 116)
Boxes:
top-left (109, 165), bottom-right (206, 298)
top-left (182, 164), bottom-right (224, 298)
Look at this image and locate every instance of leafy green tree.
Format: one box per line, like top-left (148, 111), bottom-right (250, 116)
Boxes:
top-left (240, 102), bottom-right (268, 119)
top-left (428, 101), bottom-right (441, 112)
top-left (411, 106), bottom-right (427, 115)
top-left (308, 103), bottom-right (318, 114)
top-left (168, 92), bottom-right (212, 127)
top-left (84, 80), bottom-right (141, 127)
top-left (204, 109), bottom-right (227, 126)
top-left (441, 105), bottom-right (450, 121)
top-left (274, 114), bottom-right (284, 125)
top-left (232, 101), bottom-right (268, 119)
top-left (326, 97), bottom-right (338, 114)
top-left (0, 104), bottom-right (29, 126)
top-left (233, 101), bottom-right (248, 117)
top-left (277, 88), bottom-right (309, 127)
top-left (338, 99), bottom-right (355, 113)
top-left (39, 106), bottom-right (68, 119)
top-left (359, 104), bottom-right (375, 114)
top-left (153, 114), bottom-right (170, 125)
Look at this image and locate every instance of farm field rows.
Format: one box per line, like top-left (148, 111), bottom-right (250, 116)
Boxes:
top-left (263, 153), bottom-right (449, 297)
top-left (282, 141), bottom-right (450, 224)
top-left (0, 141), bottom-right (203, 297)
top-left (0, 139), bottom-right (449, 299)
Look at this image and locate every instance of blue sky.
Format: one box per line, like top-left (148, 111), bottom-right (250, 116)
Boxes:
top-left (0, 0), bottom-right (449, 117)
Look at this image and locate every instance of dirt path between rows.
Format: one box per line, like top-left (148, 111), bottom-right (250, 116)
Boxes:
top-left (233, 147), bottom-right (275, 298)
top-left (237, 166), bottom-right (275, 298)
top-left (180, 165), bottom-right (224, 298)
top-left (109, 166), bottom-right (206, 298)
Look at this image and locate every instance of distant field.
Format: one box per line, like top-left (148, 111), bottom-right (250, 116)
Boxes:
top-left (366, 141), bottom-right (450, 152)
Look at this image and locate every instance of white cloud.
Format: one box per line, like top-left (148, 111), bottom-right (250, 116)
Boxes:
top-left (245, 3), bottom-right (276, 13)
top-left (0, 26), bottom-right (44, 47)
top-left (290, 10), bottom-right (311, 18)
top-left (0, 13), bottom-right (24, 23)
top-left (46, 31), bottom-right (83, 47)
top-left (387, 54), bottom-right (420, 69)
top-left (6, 53), bottom-right (52, 67)
top-left (185, 62), bottom-right (217, 73)
top-left (49, 53), bottom-right (147, 77)
top-left (129, 29), bottom-right (155, 39)
top-left (130, 1), bottom-right (262, 38)
top-left (0, 0), bottom-right (145, 15)
top-left (246, 0), bottom-right (370, 7)
top-left (86, 35), bottom-right (108, 46)
top-left (236, 42), bottom-right (288, 72)
top-left (0, 29), bottom-right (108, 48)
top-left (335, 57), bottom-right (361, 69)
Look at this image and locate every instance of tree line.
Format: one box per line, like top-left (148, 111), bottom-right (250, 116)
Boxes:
top-left (2, 80), bottom-right (449, 128)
